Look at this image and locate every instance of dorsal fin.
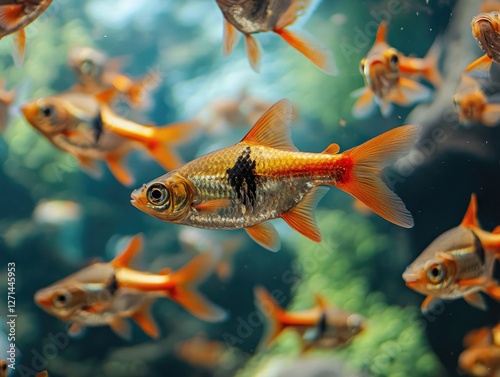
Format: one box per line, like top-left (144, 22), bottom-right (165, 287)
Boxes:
top-left (241, 99), bottom-right (298, 151)
top-left (322, 143), bottom-right (340, 154)
top-left (465, 54), bottom-right (492, 79)
top-left (111, 234), bottom-right (143, 268)
top-left (493, 225), bottom-right (500, 234)
top-left (461, 194), bottom-right (479, 228)
top-left (376, 21), bottom-right (387, 43)
top-left (314, 294), bottom-right (328, 309)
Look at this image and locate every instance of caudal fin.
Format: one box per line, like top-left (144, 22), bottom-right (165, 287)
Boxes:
top-left (148, 121), bottom-right (197, 171)
top-left (254, 286), bottom-right (286, 349)
top-left (335, 125), bottom-right (421, 228)
top-left (169, 251), bottom-right (228, 322)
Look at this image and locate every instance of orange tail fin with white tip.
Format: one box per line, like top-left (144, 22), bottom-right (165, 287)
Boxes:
top-left (333, 125), bottom-right (421, 228)
top-left (169, 251), bottom-right (227, 322)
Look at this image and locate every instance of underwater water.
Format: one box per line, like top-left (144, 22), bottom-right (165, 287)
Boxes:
top-left (2, 0), bottom-right (500, 376)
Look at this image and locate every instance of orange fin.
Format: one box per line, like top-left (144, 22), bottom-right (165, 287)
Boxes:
top-left (275, 28), bottom-right (336, 75)
top-left (223, 19), bottom-right (239, 56)
top-left (254, 286), bottom-right (286, 349)
top-left (421, 295), bottom-right (439, 314)
top-left (241, 98), bottom-right (297, 151)
top-left (76, 155), bottom-right (102, 179)
top-left (12, 28), bottom-right (25, 67)
top-left (0, 5), bottom-right (23, 30)
top-left (461, 194), bottom-right (479, 228)
top-left (109, 317), bottom-right (132, 340)
top-left (375, 21), bottom-right (388, 43)
top-left (35, 371), bottom-right (48, 377)
top-left (352, 87), bottom-right (376, 119)
top-left (111, 234), bottom-right (143, 268)
top-left (322, 143), bottom-right (340, 154)
top-left (105, 152), bottom-right (134, 186)
top-left (159, 267), bottom-right (172, 275)
top-left (245, 222), bottom-right (281, 252)
top-left (483, 281), bottom-right (500, 300)
top-left (67, 322), bottom-right (85, 336)
top-left (422, 36), bottom-right (442, 87)
top-left (394, 77), bottom-right (432, 106)
top-left (274, 0), bottom-right (311, 30)
top-left (463, 327), bottom-right (492, 348)
top-left (481, 103), bottom-right (500, 126)
top-left (131, 299), bottom-right (159, 338)
top-left (244, 34), bottom-right (261, 72)
top-left (464, 292), bottom-right (487, 311)
top-left (281, 186), bottom-right (329, 243)
top-left (194, 199), bottom-right (233, 212)
top-left (169, 251), bottom-right (228, 322)
top-left (466, 54), bottom-right (492, 79)
top-left (216, 261), bottom-right (233, 282)
top-left (337, 125), bottom-right (421, 228)
top-left (314, 294), bottom-right (328, 309)
top-left (493, 225), bottom-right (500, 234)
top-left (94, 88), bottom-right (118, 104)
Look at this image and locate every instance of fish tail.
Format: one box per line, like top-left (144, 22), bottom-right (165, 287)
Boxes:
top-left (333, 125), bottom-right (421, 228)
top-left (422, 37), bottom-right (442, 87)
top-left (274, 28), bottom-right (336, 75)
top-left (169, 250), bottom-right (228, 322)
top-left (147, 121), bottom-right (197, 171)
top-left (254, 286), bottom-right (286, 349)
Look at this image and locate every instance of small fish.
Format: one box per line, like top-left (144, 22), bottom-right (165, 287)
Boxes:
top-left (131, 99), bottom-right (419, 251)
top-left (0, 0), bottom-right (53, 66)
top-left (21, 92), bottom-right (195, 186)
top-left (68, 47), bottom-right (158, 108)
top-left (353, 21), bottom-right (440, 118)
top-left (454, 73), bottom-right (500, 126)
top-left (34, 234), bottom-right (227, 339)
top-left (402, 194), bottom-right (500, 313)
top-left (254, 287), bottom-right (365, 350)
top-left (215, 0), bottom-right (336, 74)
top-left (175, 334), bottom-right (227, 369)
top-left (459, 345), bottom-right (500, 377)
top-left (472, 12), bottom-right (500, 65)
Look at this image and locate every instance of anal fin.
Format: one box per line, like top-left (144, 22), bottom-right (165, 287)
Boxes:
top-left (109, 317), bottom-right (132, 340)
top-left (245, 222), bottom-right (281, 252)
top-left (223, 19), bottom-right (239, 56)
top-left (244, 34), bottom-right (261, 72)
top-left (464, 292), bottom-right (487, 311)
top-left (105, 151), bottom-right (134, 186)
top-left (131, 299), bottom-right (159, 339)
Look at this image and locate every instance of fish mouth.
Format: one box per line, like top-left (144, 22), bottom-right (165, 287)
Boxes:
top-left (34, 290), bottom-right (52, 307)
top-left (402, 271), bottom-right (419, 287)
top-left (130, 185), bottom-right (147, 208)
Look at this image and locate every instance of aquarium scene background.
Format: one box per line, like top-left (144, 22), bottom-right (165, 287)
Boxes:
top-left (2, 0), bottom-right (500, 376)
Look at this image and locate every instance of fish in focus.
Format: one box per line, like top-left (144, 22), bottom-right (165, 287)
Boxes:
top-left (353, 21), bottom-right (441, 118)
top-left (131, 99), bottom-right (419, 251)
top-left (472, 12), bottom-right (500, 65)
top-left (402, 194), bottom-right (500, 313)
top-left (21, 92), bottom-right (195, 186)
top-left (454, 73), bottom-right (500, 126)
top-left (68, 47), bottom-right (158, 108)
top-left (254, 287), bottom-right (365, 350)
top-left (0, 79), bottom-right (14, 132)
top-left (34, 234), bottom-right (227, 339)
top-left (0, 0), bottom-right (53, 66)
top-left (215, 0), bottom-right (336, 74)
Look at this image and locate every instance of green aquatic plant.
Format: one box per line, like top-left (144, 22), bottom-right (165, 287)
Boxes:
top-left (236, 210), bottom-right (442, 377)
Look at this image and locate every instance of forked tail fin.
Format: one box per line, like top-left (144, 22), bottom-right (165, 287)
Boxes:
top-left (334, 125), bottom-right (421, 228)
top-left (169, 250), bottom-right (228, 322)
top-left (254, 286), bottom-right (286, 349)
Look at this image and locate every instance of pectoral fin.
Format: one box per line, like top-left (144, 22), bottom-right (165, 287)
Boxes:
top-left (395, 77), bottom-right (432, 106)
top-left (421, 295), bottom-right (440, 314)
top-left (465, 54), bottom-right (492, 78)
top-left (352, 88), bottom-right (375, 119)
top-left (281, 186), bottom-right (329, 243)
top-left (194, 199), bottom-right (233, 212)
top-left (481, 104), bottom-right (500, 126)
top-left (67, 322), bottom-right (85, 337)
top-left (223, 19), bottom-right (239, 56)
top-left (464, 292), bottom-right (487, 311)
top-left (76, 155), bottom-right (102, 179)
top-left (12, 28), bottom-right (25, 67)
top-left (109, 317), bottom-right (132, 340)
top-left (131, 299), bottom-right (159, 339)
top-left (105, 152), bottom-right (134, 186)
top-left (245, 222), bottom-right (281, 252)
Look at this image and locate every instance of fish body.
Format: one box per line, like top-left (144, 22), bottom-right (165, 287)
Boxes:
top-left (21, 92), bottom-right (195, 186)
top-left (0, 1), bottom-right (53, 65)
top-left (34, 234), bottom-right (227, 339)
top-left (215, 0), bottom-right (335, 74)
top-left (472, 12), bottom-right (500, 64)
top-left (131, 99), bottom-right (419, 251)
top-left (353, 22), bottom-right (440, 118)
top-left (459, 345), bottom-right (500, 377)
top-left (254, 287), bottom-right (365, 350)
top-left (402, 194), bottom-right (500, 313)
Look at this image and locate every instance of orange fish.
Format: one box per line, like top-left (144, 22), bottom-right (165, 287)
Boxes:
top-left (131, 99), bottom-right (419, 251)
top-left (215, 0), bottom-right (336, 74)
top-left (353, 21), bottom-right (441, 118)
top-left (21, 92), bottom-right (195, 186)
top-left (254, 287), bottom-right (365, 350)
top-left (175, 334), bottom-right (227, 369)
top-left (0, 79), bottom-right (14, 132)
top-left (472, 12), bottom-right (500, 65)
top-left (34, 234), bottom-right (227, 339)
top-left (402, 194), bottom-right (500, 313)
top-left (0, 0), bottom-right (53, 66)
top-left (460, 344), bottom-right (500, 377)
top-left (454, 72), bottom-right (500, 126)
top-left (68, 47), bottom-right (158, 108)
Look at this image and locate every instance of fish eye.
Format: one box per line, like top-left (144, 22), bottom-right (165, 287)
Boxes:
top-left (40, 105), bottom-right (54, 118)
top-left (80, 59), bottom-right (96, 75)
top-left (359, 59), bottom-right (366, 74)
top-left (147, 183), bottom-right (170, 207)
top-left (426, 263), bottom-right (445, 284)
top-left (53, 291), bottom-right (72, 308)
top-left (389, 53), bottom-right (399, 66)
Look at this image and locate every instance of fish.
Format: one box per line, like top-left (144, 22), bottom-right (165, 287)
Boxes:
top-left (131, 98), bottom-right (419, 252)
top-left (472, 12), bottom-right (500, 65)
top-left (0, 79), bottom-right (14, 132)
top-left (353, 21), bottom-right (441, 118)
top-left (402, 194), bottom-right (500, 313)
top-left (254, 287), bottom-right (365, 350)
top-left (454, 73), bottom-right (500, 126)
top-left (21, 92), bottom-right (195, 186)
top-left (215, 0), bottom-right (336, 74)
top-left (34, 234), bottom-right (227, 339)
top-left (68, 47), bottom-right (158, 108)
top-left (459, 345), bottom-right (500, 377)
top-left (0, 0), bottom-right (53, 66)
top-left (175, 334), bottom-right (227, 369)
